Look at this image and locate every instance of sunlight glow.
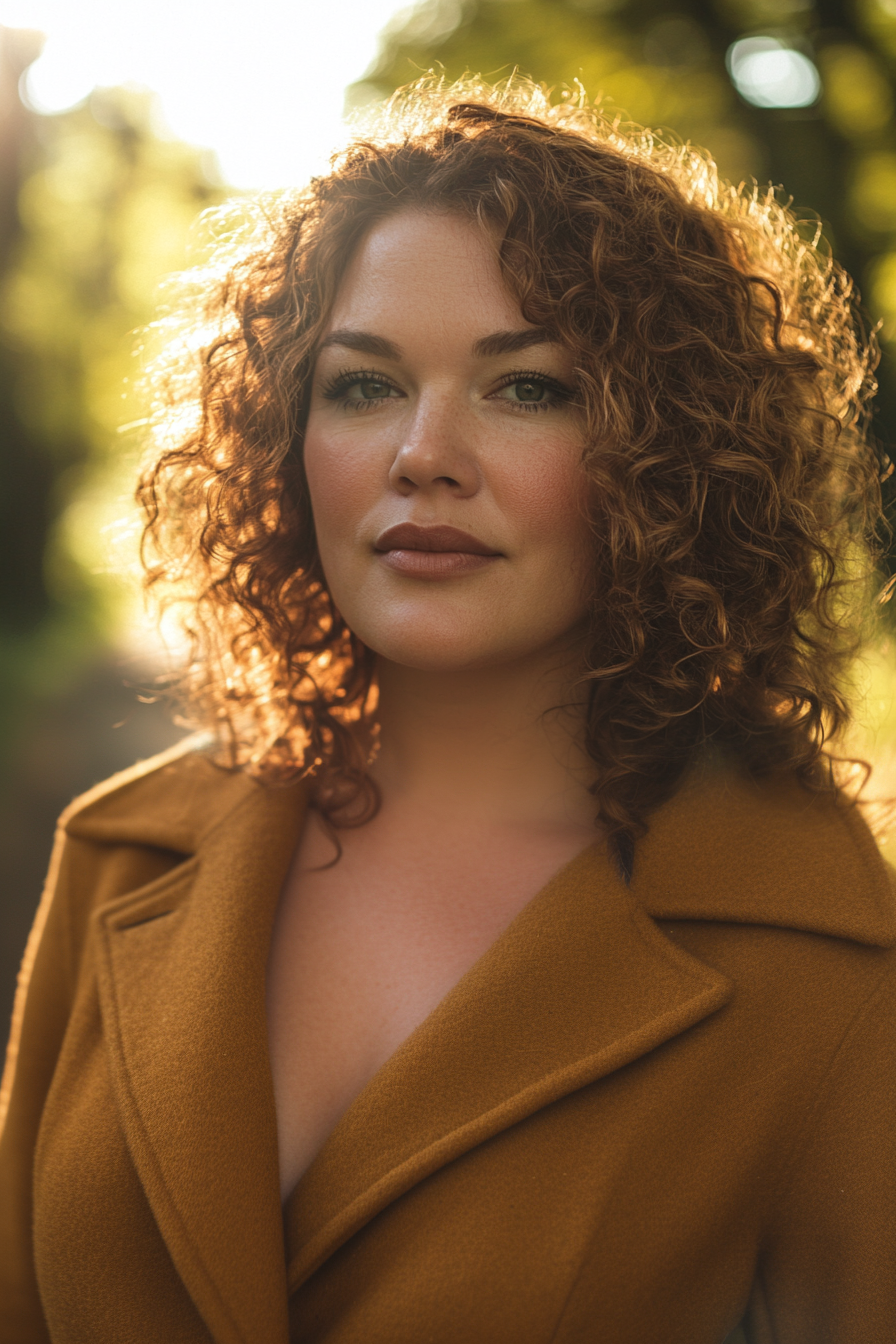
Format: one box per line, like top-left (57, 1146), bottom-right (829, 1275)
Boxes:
top-left (1, 0), bottom-right (405, 188)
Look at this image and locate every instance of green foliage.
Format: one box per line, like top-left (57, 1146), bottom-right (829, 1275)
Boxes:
top-left (357, 1), bottom-right (757, 180)
top-left (0, 77), bottom-right (223, 756)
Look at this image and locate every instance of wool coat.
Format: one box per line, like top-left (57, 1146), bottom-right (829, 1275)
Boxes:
top-left (0, 738), bottom-right (894, 1344)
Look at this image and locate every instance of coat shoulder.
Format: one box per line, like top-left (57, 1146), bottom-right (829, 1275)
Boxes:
top-left (637, 763), bottom-right (896, 950)
top-left (60, 733), bottom-right (260, 853)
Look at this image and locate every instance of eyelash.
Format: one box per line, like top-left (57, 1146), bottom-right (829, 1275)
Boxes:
top-left (319, 367), bottom-right (574, 413)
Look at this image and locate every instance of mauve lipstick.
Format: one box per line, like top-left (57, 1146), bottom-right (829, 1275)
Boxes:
top-left (374, 522), bottom-right (502, 578)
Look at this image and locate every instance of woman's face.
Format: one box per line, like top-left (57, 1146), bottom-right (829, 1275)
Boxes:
top-left (303, 209), bottom-right (592, 673)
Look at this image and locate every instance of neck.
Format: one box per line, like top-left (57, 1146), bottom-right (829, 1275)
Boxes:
top-left (368, 645), bottom-right (598, 836)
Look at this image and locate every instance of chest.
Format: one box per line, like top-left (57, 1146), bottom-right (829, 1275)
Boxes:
top-left (265, 808), bottom-right (595, 1200)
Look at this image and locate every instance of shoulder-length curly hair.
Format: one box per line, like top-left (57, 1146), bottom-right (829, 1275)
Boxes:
top-left (138, 75), bottom-right (886, 852)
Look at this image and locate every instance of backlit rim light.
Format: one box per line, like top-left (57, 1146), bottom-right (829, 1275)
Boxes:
top-left (726, 37), bottom-right (822, 109)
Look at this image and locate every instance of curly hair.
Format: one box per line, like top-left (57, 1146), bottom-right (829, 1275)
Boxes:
top-left (138, 75), bottom-right (886, 852)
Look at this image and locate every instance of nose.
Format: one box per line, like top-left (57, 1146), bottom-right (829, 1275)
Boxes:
top-left (388, 395), bottom-right (479, 498)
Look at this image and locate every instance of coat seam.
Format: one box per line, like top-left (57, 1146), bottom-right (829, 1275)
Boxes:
top-left (623, 883), bottom-right (728, 992)
top-left (750, 1263), bottom-right (781, 1344)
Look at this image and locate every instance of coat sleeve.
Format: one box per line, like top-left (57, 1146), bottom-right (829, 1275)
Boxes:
top-left (743, 963), bottom-right (896, 1344)
top-left (0, 825), bottom-right (75, 1344)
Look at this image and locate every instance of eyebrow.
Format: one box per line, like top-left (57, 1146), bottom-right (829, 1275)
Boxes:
top-left (317, 326), bottom-right (557, 361)
top-left (472, 327), bottom-right (555, 357)
top-left (318, 329), bottom-right (401, 360)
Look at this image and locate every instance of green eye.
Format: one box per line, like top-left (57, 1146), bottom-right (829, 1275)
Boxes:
top-left (321, 369), bottom-right (403, 408)
top-left (488, 372), bottom-right (572, 412)
top-left (513, 380), bottom-right (546, 402)
top-left (357, 379), bottom-right (390, 399)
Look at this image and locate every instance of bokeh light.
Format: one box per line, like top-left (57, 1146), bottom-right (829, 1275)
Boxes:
top-left (819, 43), bottom-right (894, 136)
top-left (726, 37), bottom-right (821, 109)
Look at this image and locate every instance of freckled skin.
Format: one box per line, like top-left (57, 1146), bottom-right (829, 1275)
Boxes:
top-left (303, 209), bottom-right (593, 673)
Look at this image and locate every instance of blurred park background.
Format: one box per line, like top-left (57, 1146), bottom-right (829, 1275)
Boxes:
top-left (1, 0), bottom-right (896, 1029)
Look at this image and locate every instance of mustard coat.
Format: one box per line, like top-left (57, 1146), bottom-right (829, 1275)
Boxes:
top-left (1, 739), bottom-right (894, 1344)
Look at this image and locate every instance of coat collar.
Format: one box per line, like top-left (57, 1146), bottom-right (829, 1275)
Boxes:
top-left (66, 737), bottom-right (896, 949)
top-left (634, 756), bottom-right (896, 948)
top-left (64, 740), bottom-right (895, 1334)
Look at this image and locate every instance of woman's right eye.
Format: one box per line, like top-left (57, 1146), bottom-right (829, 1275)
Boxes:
top-left (321, 372), bottom-right (403, 408)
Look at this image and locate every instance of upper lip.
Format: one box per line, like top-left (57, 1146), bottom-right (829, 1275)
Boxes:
top-left (374, 523), bottom-right (501, 555)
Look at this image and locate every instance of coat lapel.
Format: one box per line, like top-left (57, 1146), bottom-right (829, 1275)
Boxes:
top-left (90, 772), bottom-right (308, 1344)
top-left (284, 839), bottom-right (732, 1292)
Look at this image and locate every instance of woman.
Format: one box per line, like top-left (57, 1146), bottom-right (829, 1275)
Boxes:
top-left (1, 79), bottom-right (893, 1343)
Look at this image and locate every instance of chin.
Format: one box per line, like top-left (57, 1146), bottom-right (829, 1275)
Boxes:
top-left (369, 636), bottom-right (508, 674)
top-left (352, 614), bottom-right (528, 674)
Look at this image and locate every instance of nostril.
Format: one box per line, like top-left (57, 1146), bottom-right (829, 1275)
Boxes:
top-left (396, 474), bottom-right (462, 489)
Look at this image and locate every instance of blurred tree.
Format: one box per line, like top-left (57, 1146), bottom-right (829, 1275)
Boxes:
top-left (0, 28), bottom-right (50, 644)
top-left (0, 38), bottom-right (224, 759)
top-left (354, 0), bottom-right (896, 479)
top-left (0, 52), bottom-right (224, 1026)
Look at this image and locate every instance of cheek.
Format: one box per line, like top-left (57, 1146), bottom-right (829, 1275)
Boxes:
top-left (302, 424), bottom-right (380, 544)
top-left (497, 442), bottom-right (592, 562)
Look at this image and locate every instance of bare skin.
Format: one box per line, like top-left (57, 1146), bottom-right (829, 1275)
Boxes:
top-left (266, 210), bottom-right (601, 1201)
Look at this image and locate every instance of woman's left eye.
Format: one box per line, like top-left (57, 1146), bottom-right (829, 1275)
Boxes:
top-left (491, 375), bottom-right (570, 411)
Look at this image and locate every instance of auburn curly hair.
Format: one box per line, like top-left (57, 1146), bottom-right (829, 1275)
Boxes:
top-left (138, 76), bottom-right (886, 853)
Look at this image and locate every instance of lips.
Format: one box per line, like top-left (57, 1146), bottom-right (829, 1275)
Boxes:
top-left (374, 523), bottom-right (500, 555)
top-left (374, 523), bottom-right (502, 578)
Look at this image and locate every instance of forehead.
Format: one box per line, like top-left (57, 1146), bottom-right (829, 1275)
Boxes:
top-left (324, 209), bottom-right (524, 337)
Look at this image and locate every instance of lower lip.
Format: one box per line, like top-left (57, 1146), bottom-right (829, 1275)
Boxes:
top-left (377, 549), bottom-right (500, 578)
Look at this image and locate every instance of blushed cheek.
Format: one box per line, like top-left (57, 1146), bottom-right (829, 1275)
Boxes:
top-left (498, 447), bottom-right (592, 562)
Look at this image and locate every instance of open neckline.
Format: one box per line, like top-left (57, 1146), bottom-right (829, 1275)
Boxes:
top-left (279, 835), bottom-right (614, 1228)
